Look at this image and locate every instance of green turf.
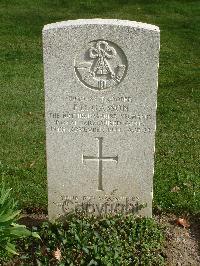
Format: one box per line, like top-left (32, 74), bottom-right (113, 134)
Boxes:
top-left (0, 0), bottom-right (199, 214)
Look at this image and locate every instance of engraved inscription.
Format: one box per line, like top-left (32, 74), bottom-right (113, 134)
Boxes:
top-left (75, 40), bottom-right (128, 90)
top-left (60, 195), bottom-right (145, 215)
top-left (83, 137), bottom-right (118, 190)
top-left (48, 94), bottom-right (154, 135)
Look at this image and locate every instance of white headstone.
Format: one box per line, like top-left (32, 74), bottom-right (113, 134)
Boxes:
top-left (43, 19), bottom-right (160, 220)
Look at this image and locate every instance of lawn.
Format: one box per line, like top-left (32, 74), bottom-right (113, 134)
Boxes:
top-left (0, 0), bottom-right (199, 214)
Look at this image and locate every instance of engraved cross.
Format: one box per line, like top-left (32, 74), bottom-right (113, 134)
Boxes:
top-left (82, 137), bottom-right (118, 191)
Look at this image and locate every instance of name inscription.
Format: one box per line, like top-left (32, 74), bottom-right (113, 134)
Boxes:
top-left (48, 95), bottom-right (154, 134)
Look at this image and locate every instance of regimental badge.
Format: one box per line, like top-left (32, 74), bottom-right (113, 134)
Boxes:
top-left (75, 40), bottom-right (128, 91)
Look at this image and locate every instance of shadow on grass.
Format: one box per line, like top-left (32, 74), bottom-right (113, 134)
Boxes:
top-left (189, 214), bottom-right (200, 256)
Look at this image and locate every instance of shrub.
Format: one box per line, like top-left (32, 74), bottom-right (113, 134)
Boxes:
top-left (0, 181), bottom-right (40, 261)
top-left (18, 213), bottom-right (165, 265)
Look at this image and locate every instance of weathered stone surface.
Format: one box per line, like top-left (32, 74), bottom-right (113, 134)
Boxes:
top-left (43, 19), bottom-right (160, 220)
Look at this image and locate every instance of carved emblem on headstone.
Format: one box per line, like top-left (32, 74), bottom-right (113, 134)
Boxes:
top-left (75, 40), bottom-right (128, 90)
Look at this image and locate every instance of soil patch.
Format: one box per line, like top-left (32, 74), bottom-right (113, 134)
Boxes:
top-left (155, 213), bottom-right (200, 266)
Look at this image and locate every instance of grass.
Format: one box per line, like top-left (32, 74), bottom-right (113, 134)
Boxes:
top-left (0, 0), bottom-right (199, 214)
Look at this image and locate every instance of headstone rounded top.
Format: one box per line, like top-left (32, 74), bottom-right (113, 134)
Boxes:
top-left (43, 19), bottom-right (159, 32)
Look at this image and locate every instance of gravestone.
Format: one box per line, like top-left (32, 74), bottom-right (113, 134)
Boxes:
top-left (43, 19), bottom-right (160, 220)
